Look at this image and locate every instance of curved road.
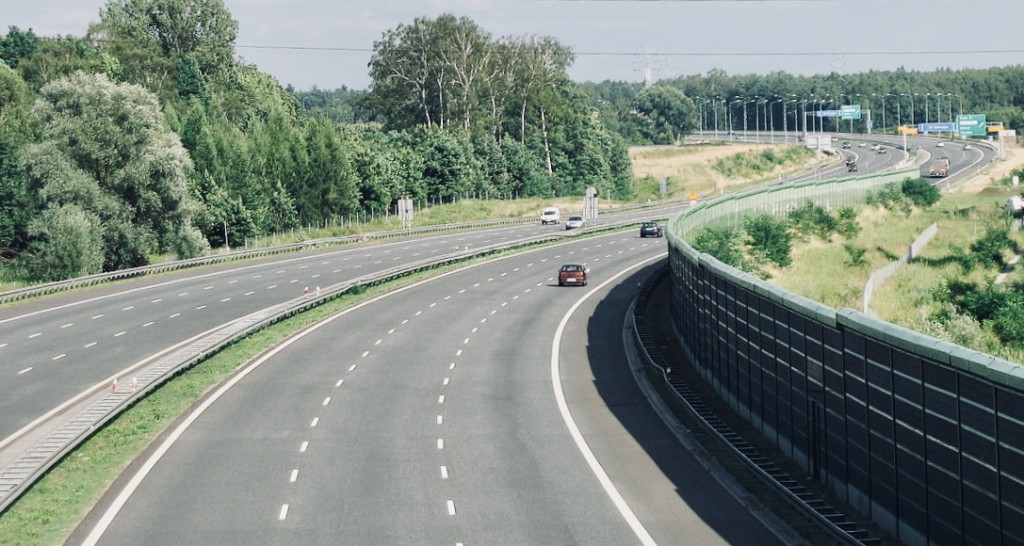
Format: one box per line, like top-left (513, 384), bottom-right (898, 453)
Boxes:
top-left (73, 232), bottom-right (785, 546)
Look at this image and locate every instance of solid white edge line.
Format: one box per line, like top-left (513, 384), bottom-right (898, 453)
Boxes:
top-left (550, 252), bottom-right (666, 546)
top-left (81, 266), bottom-right (478, 545)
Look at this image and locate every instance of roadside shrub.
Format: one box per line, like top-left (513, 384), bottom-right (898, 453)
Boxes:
top-left (902, 178), bottom-right (942, 207)
top-left (788, 202), bottom-right (837, 240)
top-left (744, 214), bottom-right (792, 267)
top-left (970, 227), bottom-right (1016, 269)
top-left (843, 243), bottom-right (868, 267)
top-left (691, 226), bottom-right (745, 268)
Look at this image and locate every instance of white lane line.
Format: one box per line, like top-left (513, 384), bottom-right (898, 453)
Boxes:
top-left (348, 365), bottom-right (357, 371)
top-left (268, 285), bottom-right (278, 290)
top-left (169, 313), bottom-right (180, 319)
top-left (203, 286), bottom-right (213, 290)
top-left (361, 351), bottom-right (370, 358)
top-left (84, 342), bottom-right (97, 348)
top-left (463, 338), bottom-right (470, 345)
top-left (415, 310), bottom-right (423, 316)
top-left (480, 318), bottom-right (487, 323)
top-left (17, 367), bottom-right (32, 375)
top-left (300, 441), bottom-right (309, 453)
top-left (455, 350), bottom-right (463, 356)
top-left (310, 417), bottom-right (319, 427)
top-left (549, 254), bottom-right (664, 546)
top-left (113, 331), bottom-right (126, 337)
top-left (444, 295), bottom-right (452, 300)
top-left (440, 466), bottom-right (449, 479)
top-left (471, 327), bottom-right (478, 333)
top-left (335, 379), bottom-right (344, 387)
top-left (290, 469), bottom-right (299, 483)
top-left (436, 415), bottom-right (443, 425)
top-left (449, 363), bottom-right (456, 370)
top-left (195, 305), bottom-right (206, 310)
top-left (143, 321), bottom-right (155, 327)
top-left (402, 319), bottom-right (409, 325)
top-left (443, 377), bottom-right (450, 386)
top-left (374, 339), bottom-right (383, 345)
top-left (228, 279), bottom-right (238, 284)
top-left (388, 328), bottom-right (396, 334)
top-left (279, 504), bottom-right (289, 521)
top-left (221, 298), bottom-right (231, 303)
top-left (0, 343), bottom-right (7, 348)
top-left (437, 439), bottom-right (444, 450)
top-left (178, 292), bottom-right (189, 297)
top-left (446, 500), bottom-right (456, 516)
top-left (122, 306), bottom-right (135, 311)
top-left (438, 395), bottom-right (445, 404)
top-left (28, 332), bottom-right (41, 339)
top-left (151, 298), bottom-right (163, 303)
top-left (52, 354), bottom-right (66, 361)
top-left (322, 397), bottom-right (331, 406)
top-left (430, 302), bottom-right (437, 308)
top-left (61, 323), bottom-right (74, 329)
top-left (245, 291), bottom-right (255, 296)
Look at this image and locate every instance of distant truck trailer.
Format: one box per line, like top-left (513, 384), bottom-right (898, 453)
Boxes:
top-left (922, 157), bottom-right (950, 178)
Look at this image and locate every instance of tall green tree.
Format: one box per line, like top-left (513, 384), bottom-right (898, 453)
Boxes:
top-left (22, 71), bottom-right (207, 278)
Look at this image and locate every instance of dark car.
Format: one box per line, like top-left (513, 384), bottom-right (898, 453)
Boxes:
top-left (640, 221), bottom-right (664, 238)
top-left (558, 264), bottom-right (588, 286)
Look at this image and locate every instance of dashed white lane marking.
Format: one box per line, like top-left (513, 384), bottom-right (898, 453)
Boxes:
top-left (278, 504), bottom-right (289, 521)
top-left (203, 286), bottom-right (213, 290)
top-left (195, 305), bottom-right (206, 310)
top-left (415, 310), bottom-right (423, 316)
top-left (52, 354), bottom-right (66, 361)
top-left (0, 343), bottom-right (7, 348)
top-left (436, 415), bottom-right (443, 425)
top-left (221, 298), bottom-right (231, 303)
top-left (300, 441), bottom-right (309, 453)
top-left (268, 285), bottom-right (278, 290)
top-left (28, 332), bottom-right (41, 339)
top-left (456, 350), bottom-right (463, 356)
top-left (245, 291), bottom-right (255, 296)
top-left (402, 319), bottom-right (410, 325)
top-left (446, 500), bottom-right (456, 515)
top-left (335, 379), bottom-right (344, 387)
top-left (113, 331), bottom-right (126, 337)
top-left (84, 342), bottom-right (97, 348)
top-left (290, 469), bottom-right (299, 483)
top-left (438, 395), bottom-right (445, 404)
top-left (443, 377), bottom-right (450, 386)
top-left (388, 328), bottom-right (396, 334)
top-left (449, 363), bottom-right (456, 370)
top-left (322, 397), bottom-right (331, 406)
top-left (143, 321), bottom-right (154, 327)
top-left (440, 466), bottom-right (449, 479)
top-left (361, 351), bottom-right (370, 358)
top-left (229, 279), bottom-right (238, 284)
top-left (348, 365), bottom-right (357, 371)
top-left (471, 327), bottom-right (478, 333)
top-left (480, 318), bottom-right (487, 323)
top-left (61, 323), bottom-right (74, 329)
top-left (18, 367), bottom-right (32, 375)
top-left (374, 339), bottom-right (383, 345)
top-left (463, 338), bottom-right (470, 345)
top-left (151, 298), bottom-right (163, 303)
top-left (444, 295), bottom-right (452, 300)
top-left (310, 417), bottom-right (319, 427)
top-left (430, 303), bottom-right (437, 308)
top-left (437, 439), bottom-right (444, 450)
top-left (169, 313), bottom-right (180, 319)
top-left (122, 306), bottom-right (135, 311)
top-left (177, 292), bottom-right (188, 297)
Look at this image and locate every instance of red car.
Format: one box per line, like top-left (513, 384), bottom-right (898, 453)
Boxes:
top-left (558, 264), bottom-right (588, 286)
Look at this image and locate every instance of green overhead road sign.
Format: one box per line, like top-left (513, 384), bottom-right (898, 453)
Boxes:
top-left (841, 104), bottom-right (862, 120)
top-left (957, 114), bottom-right (986, 137)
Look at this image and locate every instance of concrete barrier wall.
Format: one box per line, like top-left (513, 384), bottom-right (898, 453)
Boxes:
top-left (666, 170), bottom-right (1024, 546)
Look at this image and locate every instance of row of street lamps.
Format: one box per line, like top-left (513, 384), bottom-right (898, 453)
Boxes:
top-left (691, 92), bottom-right (965, 140)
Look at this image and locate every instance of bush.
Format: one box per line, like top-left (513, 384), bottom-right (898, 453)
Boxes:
top-left (691, 226), bottom-right (745, 268)
top-left (788, 202), bottom-right (837, 240)
top-left (969, 227), bottom-right (1016, 269)
top-left (744, 214), bottom-right (792, 267)
top-left (902, 178), bottom-right (941, 207)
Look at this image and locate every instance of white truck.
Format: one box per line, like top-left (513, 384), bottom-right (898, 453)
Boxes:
top-left (540, 207), bottom-right (560, 225)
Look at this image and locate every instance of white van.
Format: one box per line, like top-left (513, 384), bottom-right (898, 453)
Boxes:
top-left (540, 207), bottom-right (560, 225)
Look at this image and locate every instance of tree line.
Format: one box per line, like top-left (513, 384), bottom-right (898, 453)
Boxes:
top-left (0, 1), bottom-right (630, 283)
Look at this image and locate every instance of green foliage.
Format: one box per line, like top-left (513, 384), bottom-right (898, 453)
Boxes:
top-left (835, 207), bottom-right (860, 238)
top-left (843, 243), bottom-right (868, 267)
top-left (713, 145), bottom-right (813, 178)
top-left (744, 214), bottom-right (793, 267)
top-left (867, 182), bottom-right (913, 215)
top-left (902, 177), bottom-right (942, 207)
top-left (631, 85), bottom-right (696, 144)
top-left (0, 26), bottom-right (39, 69)
top-left (788, 202), bottom-right (837, 240)
top-left (691, 226), bottom-right (745, 268)
top-left (26, 205), bottom-right (105, 281)
top-left (21, 71), bottom-right (206, 279)
top-left (969, 227), bottom-right (1016, 269)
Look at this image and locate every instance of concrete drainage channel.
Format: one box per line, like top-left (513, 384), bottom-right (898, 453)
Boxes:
top-left (630, 265), bottom-right (884, 546)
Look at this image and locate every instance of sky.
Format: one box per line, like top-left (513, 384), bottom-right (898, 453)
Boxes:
top-left (3, 0), bottom-right (1024, 91)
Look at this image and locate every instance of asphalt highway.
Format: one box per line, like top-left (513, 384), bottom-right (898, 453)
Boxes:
top-left (73, 230), bottom-right (785, 546)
